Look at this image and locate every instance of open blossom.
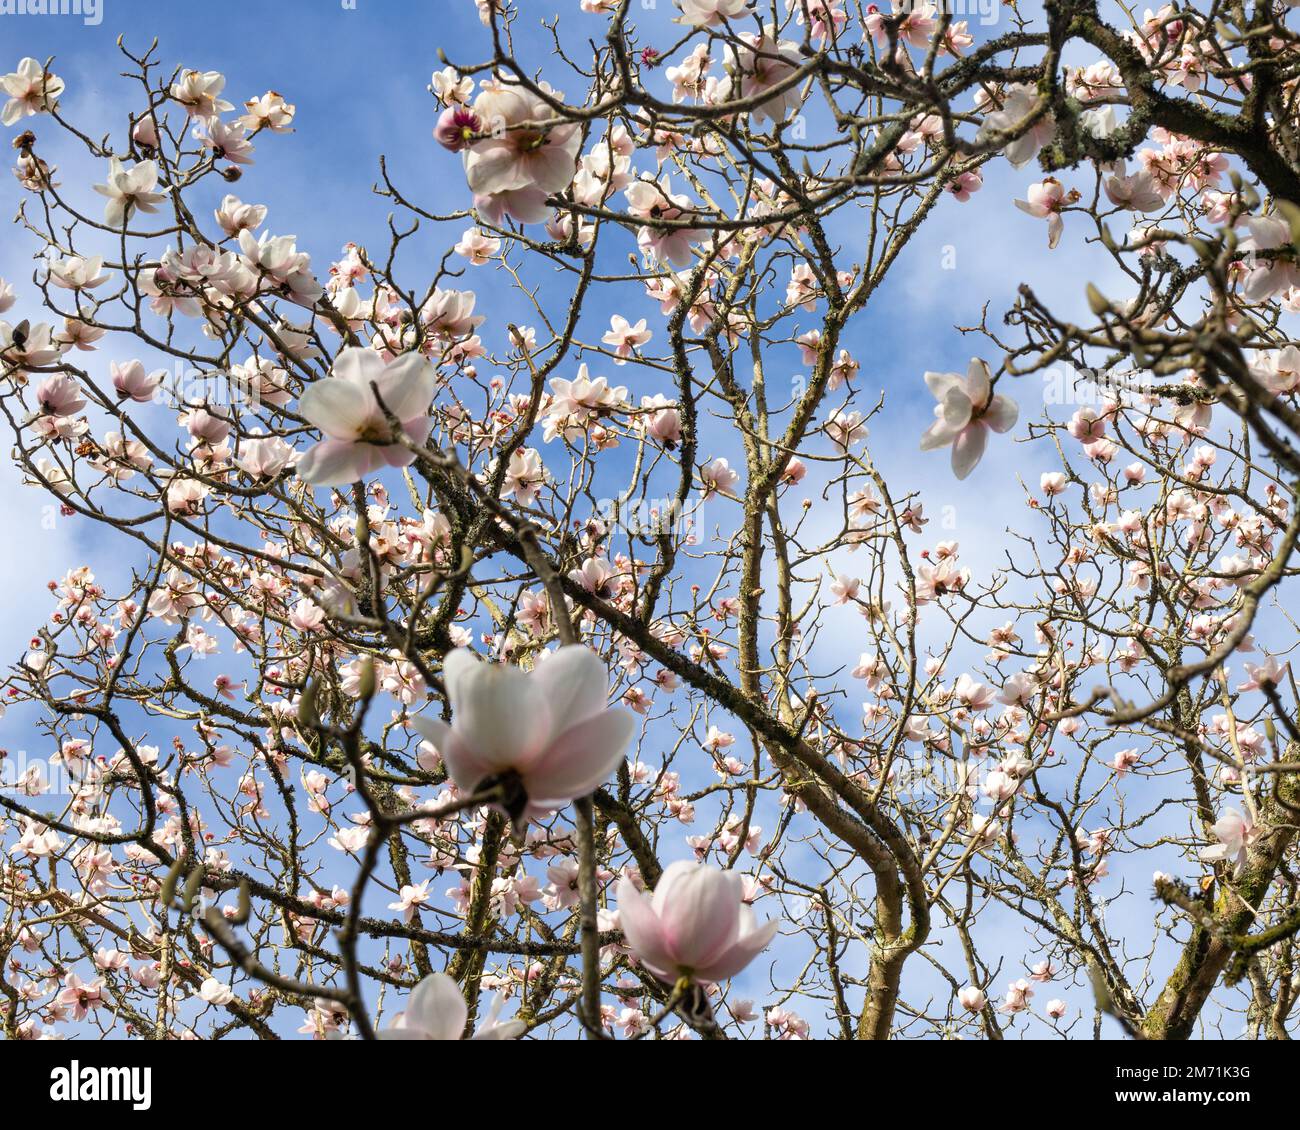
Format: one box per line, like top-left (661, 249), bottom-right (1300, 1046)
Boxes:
top-left (434, 104), bottom-right (483, 153)
top-left (379, 972), bottom-right (524, 1040)
top-left (236, 432), bottom-right (297, 479)
top-left (675, 0), bottom-right (751, 26)
top-left (1199, 808), bottom-right (1258, 874)
top-left (1239, 655), bottom-right (1289, 692)
top-left (170, 69), bottom-right (233, 118)
top-left (602, 315), bottom-right (652, 364)
top-left (454, 227), bottom-right (501, 266)
top-left (1014, 178), bottom-right (1076, 250)
top-left (57, 973), bottom-right (104, 1022)
top-left (1239, 215), bottom-right (1300, 302)
top-left (700, 456), bottom-right (739, 497)
top-left (501, 446), bottom-right (546, 505)
top-left (625, 177), bottom-right (705, 267)
top-left (35, 374), bottom-right (85, 417)
top-left (1105, 164), bottom-right (1164, 212)
top-left (241, 90), bottom-right (296, 133)
top-left (979, 84), bottom-right (1054, 167)
top-left (726, 27), bottom-right (804, 125)
top-left (238, 230), bottom-right (323, 304)
top-left (462, 85), bottom-right (581, 223)
top-left (958, 986), bottom-right (987, 1012)
top-left (48, 255), bottom-right (110, 291)
top-left (215, 194), bottom-right (268, 237)
top-left (1, 57), bottom-right (64, 126)
top-left (616, 860), bottom-right (779, 984)
top-left (998, 978), bottom-right (1034, 1014)
top-left (919, 358), bottom-right (1018, 479)
top-left (295, 347), bottom-right (436, 486)
top-left (410, 645), bottom-right (636, 826)
top-left (93, 158), bottom-right (166, 227)
top-left (639, 393), bottom-right (682, 447)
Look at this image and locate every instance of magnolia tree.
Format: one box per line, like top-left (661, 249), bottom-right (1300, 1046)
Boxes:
top-left (2, 0), bottom-right (1300, 1042)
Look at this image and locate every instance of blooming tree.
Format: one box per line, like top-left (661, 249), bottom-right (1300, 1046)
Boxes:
top-left (2, 0), bottom-right (1300, 1042)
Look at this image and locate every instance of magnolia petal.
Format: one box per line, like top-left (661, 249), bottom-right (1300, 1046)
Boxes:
top-left (923, 370), bottom-right (963, 401)
top-left (298, 378), bottom-right (372, 440)
top-left (464, 140), bottom-right (533, 196)
top-left (404, 972), bottom-right (468, 1040)
top-left (920, 418), bottom-right (962, 451)
top-left (616, 878), bottom-right (678, 981)
top-left (950, 422), bottom-right (988, 480)
top-left (525, 707), bottom-right (635, 804)
top-left (529, 645), bottom-right (612, 728)
top-left (984, 393), bottom-right (1019, 433)
top-left (372, 352), bottom-right (436, 420)
top-left (656, 864), bottom-right (743, 971)
top-left (410, 716), bottom-right (496, 793)
top-left (471, 1019), bottom-right (527, 1040)
top-left (295, 438), bottom-right (382, 486)
top-left (441, 649), bottom-right (552, 772)
top-left (697, 911), bottom-right (779, 982)
top-left (940, 386), bottom-right (974, 431)
top-left (331, 345), bottom-right (387, 388)
top-left (964, 358), bottom-right (992, 406)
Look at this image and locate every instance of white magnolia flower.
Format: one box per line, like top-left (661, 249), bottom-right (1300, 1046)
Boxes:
top-left (1198, 808), bottom-right (1257, 874)
top-left (93, 158), bottom-right (166, 228)
top-left (295, 347), bottom-right (436, 486)
top-left (978, 84), bottom-right (1055, 168)
top-left (48, 255), bottom-right (110, 291)
top-left (1, 57), bottom-right (64, 127)
top-left (379, 972), bottom-right (524, 1040)
top-left (919, 358), bottom-right (1018, 479)
top-left (411, 645), bottom-right (636, 826)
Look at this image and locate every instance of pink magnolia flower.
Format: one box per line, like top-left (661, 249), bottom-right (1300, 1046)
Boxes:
top-left (616, 860), bottom-right (779, 984)
top-left (1111, 747), bottom-right (1140, 776)
top-left (954, 672), bottom-right (996, 711)
top-left (462, 86), bottom-right (581, 219)
top-left (602, 315), bottom-right (652, 363)
top-left (1, 57), bottom-right (64, 126)
top-left (700, 456), bottom-right (739, 497)
top-left (1239, 655), bottom-right (1289, 692)
top-left (1040, 471), bottom-right (1067, 497)
top-left (958, 986), bottom-right (986, 1012)
top-left (57, 972), bottom-right (105, 1021)
top-left (726, 27), bottom-right (804, 125)
top-left (434, 104), bottom-right (482, 153)
top-left (35, 374), bottom-right (86, 417)
top-left (1199, 808), bottom-right (1258, 874)
top-left (93, 157), bottom-right (166, 228)
top-left (380, 971), bottom-right (524, 1040)
top-left (998, 978), bottom-right (1034, 1014)
top-left (947, 169), bottom-right (982, 202)
top-left (978, 84), bottom-right (1055, 168)
top-left (410, 645), bottom-right (636, 826)
top-left (111, 359), bottom-right (166, 403)
top-left (675, 0), bottom-right (751, 27)
top-left (1014, 178), bottom-right (1073, 249)
top-left (919, 358), bottom-right (1018, 479)
top-left (295, 347), bottom-right (436, 486)
top-left (624, 177), bottom-right (704, 266)
top-left (1239, 215), bottom-right (1300, 302)
top-left (1104, 165), bottom-right (1164, 212)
